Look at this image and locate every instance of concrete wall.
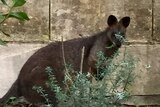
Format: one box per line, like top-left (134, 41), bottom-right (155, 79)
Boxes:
top-left (0, 43), bottom-right (45, 97)
top-left (0, 0), bottom-right (160, 105)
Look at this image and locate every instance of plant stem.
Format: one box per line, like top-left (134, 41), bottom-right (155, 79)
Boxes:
top-left (0, 5), bottom-right (14, 25)
top-left (123, 70), bottom-right (132, 91)
top-left (80, 46), bottom-right (85, 73)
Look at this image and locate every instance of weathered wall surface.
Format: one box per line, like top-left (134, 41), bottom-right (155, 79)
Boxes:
top-left (51, 0), bottom-right (152, 42)
top-left (0, 43), bottom-right (45, 97)
top-left (154, 0), bottom-right (160, 41)
top-left (0, 0), bottom-right (160, 105)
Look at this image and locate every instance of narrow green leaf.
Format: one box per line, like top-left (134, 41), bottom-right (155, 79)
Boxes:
top-left (12, 0), bottom-right (26, 7)
top-left (7, 12), bottom-right (29, 21)
top-left (1, 0), bottom-right (7, 5)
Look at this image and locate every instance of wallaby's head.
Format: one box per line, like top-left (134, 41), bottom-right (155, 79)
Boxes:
top-left (94, 15), bottom-right (130, 81)
top-left (106, 15), bottom-right (130, 48)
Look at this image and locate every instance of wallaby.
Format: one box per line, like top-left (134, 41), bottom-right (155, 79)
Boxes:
top-left (0, 15), bottom-right (130, 106)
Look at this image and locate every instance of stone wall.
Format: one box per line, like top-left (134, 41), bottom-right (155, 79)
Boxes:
top-left (0, 0), bottom-right (160, 106)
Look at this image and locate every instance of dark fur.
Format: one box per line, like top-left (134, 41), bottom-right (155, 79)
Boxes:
top-left (0, 15), bottom-right (130, 106)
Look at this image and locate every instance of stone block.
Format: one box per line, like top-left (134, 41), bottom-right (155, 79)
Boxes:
top-left (124, 0), bottom-right (152, 42)
top-left (0, 43), bottom-right (45, 97)
top-left (153, 0), bottom-right (160, 42)
top-left (122, 95), bottom-right (160, 106)
top-left (120, 44), bottom-right (160, 95)
top-left (51, 0), bottom-right (125, 41)
top-left (51, 0), bottom-right (152, 42)
top-left (120, 44), bottom-right (160, 105)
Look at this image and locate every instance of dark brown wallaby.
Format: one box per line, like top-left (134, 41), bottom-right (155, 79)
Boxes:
top-left (0, 15), bottom-right (130, 106)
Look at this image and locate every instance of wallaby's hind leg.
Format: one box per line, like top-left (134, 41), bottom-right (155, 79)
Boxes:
top-left (19, 64), bottom-right (63, 106)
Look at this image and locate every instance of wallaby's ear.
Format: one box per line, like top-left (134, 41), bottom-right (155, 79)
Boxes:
top-left (119, 17), bottom-right (130, 28)
top-left (107, 15), bottom-right (118, 26)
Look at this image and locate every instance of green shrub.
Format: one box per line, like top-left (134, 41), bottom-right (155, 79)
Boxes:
top-left (33, 49), bottom-right (137, 107)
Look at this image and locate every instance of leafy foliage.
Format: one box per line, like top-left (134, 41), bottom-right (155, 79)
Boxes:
top-left (1, 0), bottom-right (7, 5)
top-left (33, 86), bottom-right (52, 107)
top-left (0, 0), bottom-right (29, 45)
top-left (12, 0), bottom-right (26, 7)
top-left (33, 50), bottom-right (137, 107)
top-left (6, 12), bottom-right (29, 21)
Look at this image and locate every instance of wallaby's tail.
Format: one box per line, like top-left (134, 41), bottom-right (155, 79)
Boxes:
top-left (0, 79), bottom-right (20, 107)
